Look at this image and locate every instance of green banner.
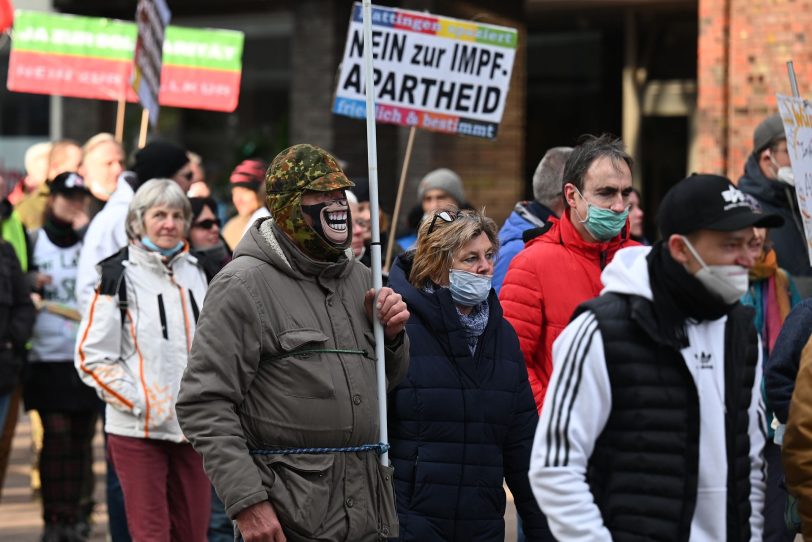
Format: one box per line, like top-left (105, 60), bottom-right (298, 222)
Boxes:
top-left (12, 10), bottom-right (136, 61)
top-left (12, 10), bottom-right (243, 71)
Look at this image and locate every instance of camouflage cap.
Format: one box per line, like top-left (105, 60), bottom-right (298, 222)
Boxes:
top-left (266, 144), bottom-right (354, 196)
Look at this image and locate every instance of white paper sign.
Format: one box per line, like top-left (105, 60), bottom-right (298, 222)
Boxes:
top-left (777, 94), bottom-right (812, 266)
top-left (333, 2), bottom-right (517, 139)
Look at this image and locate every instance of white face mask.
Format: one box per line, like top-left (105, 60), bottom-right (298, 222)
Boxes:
top-left (777, 167), bottom-right (795, 186)
top-left (681, 236), bottom-right (749, 305)
top-left (770, 157), bottom-right (795, 186)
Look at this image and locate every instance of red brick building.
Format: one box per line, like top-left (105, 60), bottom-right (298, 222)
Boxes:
top-left (696, 0), bottom-right (812, 181)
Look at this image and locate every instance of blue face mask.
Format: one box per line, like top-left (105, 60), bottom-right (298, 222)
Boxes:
top-left (573, 187), bottom-right (629, 241)
top-left (448, 269), bottom-right (492, 306)
top-left (141, 237), bottom-right (185, 258)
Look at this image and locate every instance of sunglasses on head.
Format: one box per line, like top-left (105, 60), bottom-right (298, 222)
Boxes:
top-left (427, 210), bottom-right (457, 235)
top-left (192, 218), bottom-right (220, 230)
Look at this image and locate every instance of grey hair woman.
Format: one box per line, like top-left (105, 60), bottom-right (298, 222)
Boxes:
top-left (75, 177), bottom-right (211, 540)
top-left (125, 178), bottom-right (192, 253)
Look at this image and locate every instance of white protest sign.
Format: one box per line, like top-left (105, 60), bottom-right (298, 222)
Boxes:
top-left (777, 94), bottom-right (812, 266)
top-left (333, 2), bottom-right (517, 140)
top-left (131, 0), bottom-right (171, 126)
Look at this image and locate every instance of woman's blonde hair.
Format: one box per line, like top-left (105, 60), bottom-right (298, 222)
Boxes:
top-left (410, 207), bottom-right (499, 287)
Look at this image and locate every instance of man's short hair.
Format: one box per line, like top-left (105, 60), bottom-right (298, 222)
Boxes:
top-left (561, 134), bottom-right (632, 206)
top-left (532, 147), bottom-right (573, 207)
top-left (82, 133), bottom-right (120, 159)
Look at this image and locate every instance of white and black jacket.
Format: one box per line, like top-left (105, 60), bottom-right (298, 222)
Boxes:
top-left (75, 243), bottom-right (207, 442)
top-left (529, 246), bottom-right (766, 542)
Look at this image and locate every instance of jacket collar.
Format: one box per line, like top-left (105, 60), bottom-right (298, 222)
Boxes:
top-left (127, 242), bottom-right (194, 275)
top-left (540, 208), bottom-right (632, 260)
top-left (234, 217), bottom-right (353, 284)
top-left (740, 153), bottom-right (794, 208)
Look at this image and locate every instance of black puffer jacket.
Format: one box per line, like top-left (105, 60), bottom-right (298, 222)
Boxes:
top-left (387, 253), bottom-right (552, 541)
top-left (739, 154), bottom-right (811, 276)
top-left (0, 241), bottom-right (36, 395)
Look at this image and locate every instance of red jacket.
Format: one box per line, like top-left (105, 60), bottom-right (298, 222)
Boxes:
top-left (499, 209), bottom-right (638, 411)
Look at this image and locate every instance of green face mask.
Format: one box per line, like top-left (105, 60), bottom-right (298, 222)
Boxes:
top-left (573, 186), bottom-right (629, 241)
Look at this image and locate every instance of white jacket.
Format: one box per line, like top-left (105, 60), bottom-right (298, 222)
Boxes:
top-left (76, 176), bottom-right (133, 314)
top-left (75, 244), bottom-right (207, 442)
top-left (529, 245), bottom-right (766, 542)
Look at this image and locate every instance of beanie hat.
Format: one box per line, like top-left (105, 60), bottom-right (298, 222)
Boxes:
top-left (753, 113), bottom-right (786, 155)
top-left (417, 168), bottom-right (465, 206)
top-left (266, 144), bottom-right (354, 260)
top-left (131, 141), bottom-right (189, 186)
top-left (230, 159), bottom-right (267, 190)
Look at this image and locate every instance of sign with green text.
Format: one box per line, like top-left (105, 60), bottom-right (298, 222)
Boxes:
top-left (7, 10), bottom-right (244, 112)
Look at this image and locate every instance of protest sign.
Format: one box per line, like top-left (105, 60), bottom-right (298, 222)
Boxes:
top-left (132, 0), bottom-right (171, 125)
top-left (777, 94), bottom-right (812, 266)
top-left (333, 2), bottom-right (517, 140)
top-left (7, 10), bottom-right (244, 113)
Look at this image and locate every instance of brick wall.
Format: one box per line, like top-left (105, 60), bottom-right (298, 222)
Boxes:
top-left (696, 0), bottom-right (812, 181)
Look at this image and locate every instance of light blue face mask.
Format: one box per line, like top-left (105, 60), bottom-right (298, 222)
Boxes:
top-left (573, 186), bottom-right (629, 241)
top-left (141, 237), bottom-right (185, 258)
top-left (449, 269), bottom-right (492, 306)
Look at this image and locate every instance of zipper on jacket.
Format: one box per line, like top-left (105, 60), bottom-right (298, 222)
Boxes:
top-left (600, 250), bottom-right (607, 270)
top-left (157, 294), bottom-right (168, 339)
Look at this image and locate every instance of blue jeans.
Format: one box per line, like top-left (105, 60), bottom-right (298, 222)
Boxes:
top-left (209, 487), bottom-right (232, 542)
top-left (0, 393), bottom-right (10, 430)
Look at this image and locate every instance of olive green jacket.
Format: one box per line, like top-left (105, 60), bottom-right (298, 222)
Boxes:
top-left (177, 218), bottom-right (409, 541)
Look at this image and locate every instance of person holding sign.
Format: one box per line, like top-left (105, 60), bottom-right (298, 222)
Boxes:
top-left (176, 144), bottom-right (410, 542)
top-left (739, 113), bottom-right (811, 278)
top-left (499, 135), bottom-right (638, 412)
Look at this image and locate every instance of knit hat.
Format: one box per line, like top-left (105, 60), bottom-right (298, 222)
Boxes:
top-left (266, 144), bottom-right (354, 260)
top-left (131, 141), bottom-right (189, 186)
top-left (229, 159), bottom-right (267, 190)
top-left (753, 113), bottom-right (786, 155)
top-left (417, 168), bottom-right (465, 206)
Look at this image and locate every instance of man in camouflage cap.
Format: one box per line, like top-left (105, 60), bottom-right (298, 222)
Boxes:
top-left (178, 144), bottom-right (410, 541)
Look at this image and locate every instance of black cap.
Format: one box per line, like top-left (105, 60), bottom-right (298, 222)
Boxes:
top-left (658, 173), bottom-right (784, 238)
top-left (49, 172), bottom-right (90, 196)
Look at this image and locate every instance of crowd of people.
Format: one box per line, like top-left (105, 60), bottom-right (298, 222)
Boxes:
top-left (0, 110), bottom-right (811, 542)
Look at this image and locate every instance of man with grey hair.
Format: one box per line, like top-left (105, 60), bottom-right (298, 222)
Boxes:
top-left (500, 134), bottom-right (638, 413)
top-left (493, 147), bottom-right (572, 293)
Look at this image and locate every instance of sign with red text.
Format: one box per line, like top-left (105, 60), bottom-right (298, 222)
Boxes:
top-left (7, 10), bottom-right (244, 112)
top-left (333, 2), bottom-right (517, 139)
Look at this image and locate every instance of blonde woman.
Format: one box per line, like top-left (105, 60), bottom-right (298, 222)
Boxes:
top-left (75, 179), bottom-right (210, 541)
top-left (387, 208), bottom-right (553, 541)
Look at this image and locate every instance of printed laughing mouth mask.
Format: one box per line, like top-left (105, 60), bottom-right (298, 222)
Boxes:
top-left (301, 198), bottom-right (351, 247)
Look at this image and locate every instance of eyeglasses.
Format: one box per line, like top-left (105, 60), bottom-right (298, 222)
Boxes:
top-left (192, 218), bottom-right (220, 230)
top-left (427, 210), bottom-right (457, 235)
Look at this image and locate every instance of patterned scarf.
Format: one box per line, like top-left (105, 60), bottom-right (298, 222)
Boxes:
top-left (457, 300), bottom-right (489, 356)
top-left (749, 248), bottom-right (792, 352)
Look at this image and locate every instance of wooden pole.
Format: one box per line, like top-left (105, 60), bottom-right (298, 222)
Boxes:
top-left (384, 126), bottom-right (417, 272)
top-left (115, 97), bottom-right (126, 143)
top-left (138, 108), bottom-right (149, 148)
